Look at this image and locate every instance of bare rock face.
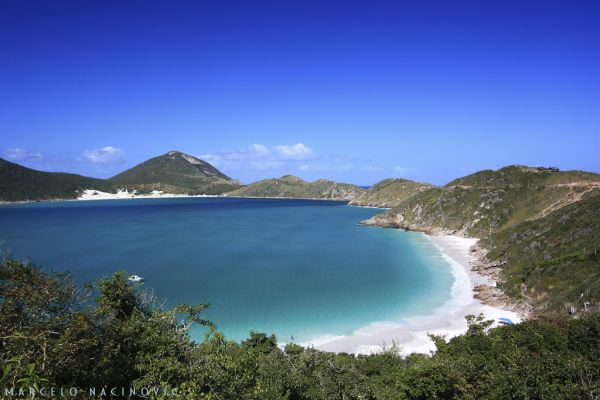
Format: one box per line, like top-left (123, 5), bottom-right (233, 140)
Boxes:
top-left (360, 213), bottom-right (458, 235)
top-left (473, 285), bottom-right (512, 306)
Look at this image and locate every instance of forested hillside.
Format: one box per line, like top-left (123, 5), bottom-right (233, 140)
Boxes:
top-left (0, 158), bottom-right (114, 202)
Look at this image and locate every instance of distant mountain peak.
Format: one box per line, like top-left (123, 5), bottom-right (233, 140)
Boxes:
top-left (108, 151), bottom-right (240, 194)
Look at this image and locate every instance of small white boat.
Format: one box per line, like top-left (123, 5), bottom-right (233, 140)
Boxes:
top-left (128, 274), bottom-right (144, 283)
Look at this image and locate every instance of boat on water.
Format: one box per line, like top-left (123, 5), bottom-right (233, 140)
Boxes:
top-left (128, 274), bottom-right (144, 283)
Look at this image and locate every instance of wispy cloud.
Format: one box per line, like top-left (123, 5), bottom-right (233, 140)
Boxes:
top-left (3, 147), bottom-right (43, 161)
top-left (273, 143), bottom-right (315, 160)
top-left (83, 146), bottom-right (125, 164)
top-left (199, 143), bottom-right (390, 183)
top-left (200, 143), bottom-right (315, 171)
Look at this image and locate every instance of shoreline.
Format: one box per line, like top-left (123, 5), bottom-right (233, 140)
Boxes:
top-left (301, 233), bottom-right (524, 355)
top-left (1, 191), bottom-right (355, 205)
top-left (76, 189), bottom-right (218, 201)
top-left (0, 190), bottom-right (216, 205)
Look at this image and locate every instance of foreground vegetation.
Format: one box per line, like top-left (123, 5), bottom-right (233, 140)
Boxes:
top-left (1, 259), bottom-right (599, 399)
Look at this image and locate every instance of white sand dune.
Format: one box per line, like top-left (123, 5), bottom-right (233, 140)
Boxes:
top-left (302, 234), bottom-right (522, 355)
top-left (77, 189), bottom-right (215, 201)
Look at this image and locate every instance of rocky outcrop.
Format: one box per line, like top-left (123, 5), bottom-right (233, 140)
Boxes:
top-left (469, 243), bottom-right (533, 317)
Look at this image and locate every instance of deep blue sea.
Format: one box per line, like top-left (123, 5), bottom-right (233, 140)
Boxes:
top-left (0, 198), bottom-right (454, 343)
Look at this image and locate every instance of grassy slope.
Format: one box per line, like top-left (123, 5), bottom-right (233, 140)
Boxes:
top-left (0, 158), bottom-right (114, 202)
top-left (364, 166), bottom-right (600, 316)
top-left (349, 178), bottom-right (435, 208)
top-left (226, 175), bottom-right (365, 200)
top-left (481, 190), bottom-right (600, 315)
top-left (378, 166), bottom-right (600, 237)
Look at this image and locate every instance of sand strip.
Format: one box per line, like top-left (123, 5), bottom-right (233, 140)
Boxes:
top-left (77, 189), bottom-right (217, 201)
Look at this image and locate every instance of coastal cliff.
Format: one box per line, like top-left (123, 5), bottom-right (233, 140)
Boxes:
top-left (359, 166), bottom-right (600, 318)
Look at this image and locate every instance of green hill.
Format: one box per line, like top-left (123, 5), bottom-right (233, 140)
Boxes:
top-left (362, 165), bottom-right (600, 316)
top-left (0, 158), bottom-right (113, 202)
top-left (226, 175), bottom-right (365, 200)
top-left (0, 151), bottom-right (242, 201)
top-left (364, 166), bottom-right (600, 236)
top-left (109, 151), bottom-right (241, 195)
top-left (349, 178), bottom-right (435, 208)
top-left (482, 190), bottom-right (600, 316)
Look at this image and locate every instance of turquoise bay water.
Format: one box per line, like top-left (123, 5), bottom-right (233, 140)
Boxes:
top-left (0, 198), bottom-right (454, 342)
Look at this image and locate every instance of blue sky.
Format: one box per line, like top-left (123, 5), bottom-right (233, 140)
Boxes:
top-left (1, 0), bottom-right (598, 185)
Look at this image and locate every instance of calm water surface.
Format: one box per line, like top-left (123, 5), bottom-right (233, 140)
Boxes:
top-left (0, 198), bottom-right (453, 342)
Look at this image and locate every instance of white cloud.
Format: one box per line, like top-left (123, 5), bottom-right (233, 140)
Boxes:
top-left (4, 147), bottom-right (43, 161)
top-left (199, 143), bottom-right (315, 170)
top-left (199, 143), bottom-right (273, 167)
top-left (248, 143), bottom-right (272, 158)
top-left (199, 153), bottom-right (222, 166)
top-left (199, 143), bottom-right (391, 180)
top-left (273, 143), bottom-right (315, 160)
top-left (83, 146), bottom-right (125, 164)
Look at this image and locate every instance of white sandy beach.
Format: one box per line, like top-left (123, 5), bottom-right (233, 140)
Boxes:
top-left (77, 189), bottom-right (216, 201)
top-left (303, 234), bottom-right (522, 355)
